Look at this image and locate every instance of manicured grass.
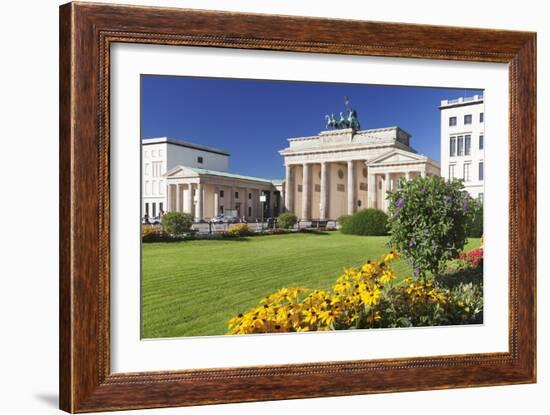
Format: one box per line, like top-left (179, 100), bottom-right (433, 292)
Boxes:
top-left (142, 232), bottom-right (480, 338)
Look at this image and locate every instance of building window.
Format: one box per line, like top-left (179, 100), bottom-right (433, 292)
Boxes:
top-left (479, 135), bottom-right (484, 150)
top-left (159, 180), bottom-right (164, 195)
top-left (219, 205), bottom-right (224, 214)
top-left (362, 168), bottom-right (368, 178)
top-left (297, 185), bottom-right (302, 192)
top-left (152, 161), bottom-right (162, 177)
top-left (359, 182), bottom-right (368, 191)
top-left (248, 192), bottom-right (252, 199)
top-left (197, 156), bottom-right (203, 164)
top-left (478, 193), bottom-right (484, 204)
top-left (457, 136), bottom-right (464, 156)
top-left (234, 191), bottom-right (239, 199)
top-left (465, 135), bottom-right (471, 156)
top-left (378, 180), bottom-right (382, 190)
top-left (145, 203), bottom-right (149, 216)
top-left (145, 181), bottom-right (150, 195)
top-left (152, 203), bottom-right (157, 217)
top-left (357, 200), bottom-right (362, 207)
top-left (219, 190), bottom-right (224, 198)
top-left (463, 163), bottom-right (471, 182)
top-left (464, 114), bottom-right (472, 125)
top-left (338, 169), bottom-right (344, 179)
top-left (144, 163), bottom-right (150, 176)
top-left (449, 116), bottom-right (457, 126)
top-left (314, 184), bottom-right (321, 192)
top-left (337, 184), bottom-right (345, 192)
top-left (159, 203), bottom-right (163, 214)
top-left (449, 137), bottom-right (456, 157)
top-left (248, 206), bottom-right (252, 216)
top-left (479, 161), bottom-right (484, 181)
top-left (448, 164), bottom-right (456, 179)
top-left (480, 112), bottom-right (484, 123)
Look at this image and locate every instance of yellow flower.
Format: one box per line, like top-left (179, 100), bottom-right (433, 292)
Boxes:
top-left (361, 286), bottom-right (381, 306)
top-left (379, 269), bottom-right (396, 284)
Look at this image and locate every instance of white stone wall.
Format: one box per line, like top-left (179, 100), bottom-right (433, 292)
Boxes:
top-left (440, 97), bottom-right (485, 200)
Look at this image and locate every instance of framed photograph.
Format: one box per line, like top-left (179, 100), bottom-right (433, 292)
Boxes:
top-left (59, 2), bottom-right (536, 412)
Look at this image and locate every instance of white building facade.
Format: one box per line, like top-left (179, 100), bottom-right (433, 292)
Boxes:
top-left (440, 95), bottom-right (485, 201)
top-left (142, 137), bottom-right (230, 219)
top-left (279, 127), bottom-right (440, 220)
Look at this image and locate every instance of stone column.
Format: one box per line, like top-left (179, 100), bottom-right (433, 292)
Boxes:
top-left (421, 169), bottom-right (426, 178)
top-left (284, 165), bottom-right (294, 213)
top-left (213, 187), bottom-right (219, 217)
top-left (167, 184), bottom-right (173, 211)
top-left (301, 163), bottom-right (311, 220)
top-left (405, 171), bottom-right (411, 181)
top-left (347, 160), bottom-right (356, 215)
top-left (176, 184), bottom-right (182, 212)
top-left (384, 172), bottom-right (390, 212)
top-left (367, 171), bottom-right (376, 209)
top-left (186, 183), bottom-right (194, 217)
top-left (319, 161), bottom-right (329, 220)
top-left (196, 183), bottom-right (204, 221)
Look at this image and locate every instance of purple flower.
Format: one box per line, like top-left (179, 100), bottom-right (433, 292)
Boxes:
top-left (408, 237), bottom-right (416, 248)
top-left (421, 187), bottom-right (427, 193)
top-left (445, 195), bottom-right (453, 203)
top-left (413, 267), bottom-right (421, 276)
top-left (395, 198), bottom-right (405, 209)
top-left (463, 200), bottom-right (469, 211)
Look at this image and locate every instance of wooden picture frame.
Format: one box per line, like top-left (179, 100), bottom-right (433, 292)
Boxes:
top-left (59, 2), bottom-right (536, 412)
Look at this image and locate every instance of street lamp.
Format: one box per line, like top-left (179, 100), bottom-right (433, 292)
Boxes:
top-left (259, 194), bottom-right (267, 232)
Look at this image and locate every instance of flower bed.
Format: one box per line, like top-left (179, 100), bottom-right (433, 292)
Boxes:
top-left (228, 249), bottom-right (483, 334)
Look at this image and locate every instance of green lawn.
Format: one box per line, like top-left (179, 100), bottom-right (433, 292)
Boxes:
top-left (142, 232), bottom-right (480, 338)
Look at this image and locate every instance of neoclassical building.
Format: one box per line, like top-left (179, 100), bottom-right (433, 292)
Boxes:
top-left (279, 127), bottom-right (440, 220)
top-left (142, 124), bottom-right (439, 222)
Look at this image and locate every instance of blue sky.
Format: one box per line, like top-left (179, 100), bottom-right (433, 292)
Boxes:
top-left (141, 75), bottom-right (482, 179)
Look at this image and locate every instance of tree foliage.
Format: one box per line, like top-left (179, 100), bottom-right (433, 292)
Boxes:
top-left (387, 176), bottom-right (475, 278)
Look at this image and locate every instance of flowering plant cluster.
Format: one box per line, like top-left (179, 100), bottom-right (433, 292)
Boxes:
top-left (387, 176), bottom-right (476, 278)
top-left (459, 247), bottom-right (483, 267)
top-left (228, 250), bottom-right (482, 334)
top-left (223, 223), bottom-right (255, 238)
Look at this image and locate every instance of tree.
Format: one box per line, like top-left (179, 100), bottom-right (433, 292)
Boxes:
top-left (387, 176), bottom-right (475, 279)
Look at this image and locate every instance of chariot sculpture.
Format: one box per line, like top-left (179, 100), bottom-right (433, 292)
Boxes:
top-left (325, 97), bottom-right (361, 131)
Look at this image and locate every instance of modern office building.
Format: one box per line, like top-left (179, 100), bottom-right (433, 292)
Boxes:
top-left (439, 95), bottom-right (485, 201)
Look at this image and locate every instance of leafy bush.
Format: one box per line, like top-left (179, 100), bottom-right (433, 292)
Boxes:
top-left (467, 202), bottom-right (483, 237)
top-left (277, 212), bottom-right (298, 229)
top-left (336, 214), bottom-right (352, 228)
top-left (225, 223), bottom-right (255, 237)
top-left (160, 212), bottom-right (193, 235)
top-left (227, 250), bottom-right (483, 335)
top-left (340, 209), bottom-right (388, 236)
top-left (387, 176), bottom-right (475, 278)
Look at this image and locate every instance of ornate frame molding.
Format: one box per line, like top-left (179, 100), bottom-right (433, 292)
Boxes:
top-left (60, 2), bottom-right (536, 412)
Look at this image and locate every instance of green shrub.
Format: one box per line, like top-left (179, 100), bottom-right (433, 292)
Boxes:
top-left (336, 214), bottom-right (352, 228)
top-left (387, 176), bottom-right (475, 278)
top-left (467, 202), bottom-right (483, 237)
top-left (340, 209), bottom-right (388, 236)
top-left (277, 212), bottom-right (298, 229)
top-left (160, 211), bottom-right (193, 235)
